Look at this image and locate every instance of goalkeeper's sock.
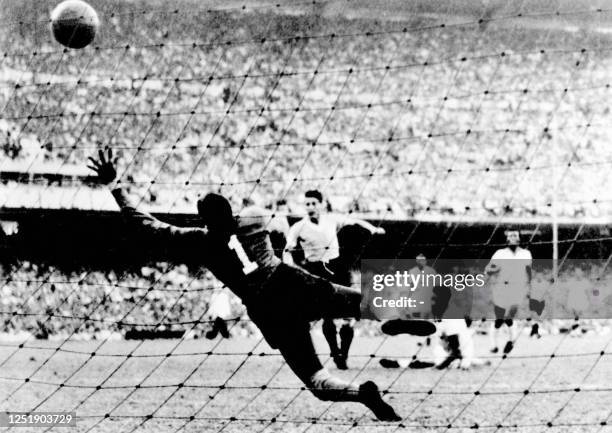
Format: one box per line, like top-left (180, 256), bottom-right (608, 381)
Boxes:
top-left (310, 369), bottom-right (360, 401)
top-left (309, 370), bottom-right (401, 421)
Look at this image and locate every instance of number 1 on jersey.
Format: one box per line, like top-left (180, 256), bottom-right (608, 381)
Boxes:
top-left (228, 235), bottom-right (259, 275)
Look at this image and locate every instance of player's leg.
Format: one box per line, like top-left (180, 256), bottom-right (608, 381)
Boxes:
top-left (218, 317), bottom-right (230, 339)
top-left (338, 320), bottom-right (354, 367)
top-left (302, 262), bottom-right (344, 364)
top-left (570, 311), bottom-right (582, 336)
top-left (503, 305), bottom-right (519, 354)
top-left (435, 334), bottom-right (461, 369)
top-left (322, 318), bottom-right (344, 368)
top-left (503, 321), bottom-right (514, 353)
top-left (491, 305), bottom-right (506, 353)
top-left (531, 321), bottom-right (540, 337)
top-left (328, 261), bottom-right (355, 369)
top-left (275, 321), bottom-right (401, 421)
top-left (302, 266), bottom-right (433, 370)
top-left (528, 297), bottom-right (545, 337)
top-left (205, 317), bottom-right (220, 340)
top-left (528, 317), bottom-right (540, 338)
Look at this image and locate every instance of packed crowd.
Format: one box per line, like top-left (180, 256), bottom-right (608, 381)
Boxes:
top-left (1, 4), bottom-right (611, 218)
top-left (0, 261), bottom-right (257, 338)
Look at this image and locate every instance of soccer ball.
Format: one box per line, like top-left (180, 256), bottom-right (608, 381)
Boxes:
top-left (50, 0), bottom-right (99, 49)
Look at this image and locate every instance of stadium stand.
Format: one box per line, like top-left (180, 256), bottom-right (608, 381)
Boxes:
top-left (2, 2), bottom-right (611, 218)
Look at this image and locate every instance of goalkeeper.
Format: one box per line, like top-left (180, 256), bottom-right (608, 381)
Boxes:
top-left (88, 149), bottom-right (436, 421)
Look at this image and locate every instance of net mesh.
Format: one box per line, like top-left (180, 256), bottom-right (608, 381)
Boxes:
top-left (1, 1), bottom-right (612, 431)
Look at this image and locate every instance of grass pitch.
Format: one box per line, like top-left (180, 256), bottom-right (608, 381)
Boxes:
top-left (1, 331), bottom-right (612, 433)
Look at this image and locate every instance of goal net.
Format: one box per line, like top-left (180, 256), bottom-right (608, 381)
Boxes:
top-left (1, 0), bottom-right (612, 431)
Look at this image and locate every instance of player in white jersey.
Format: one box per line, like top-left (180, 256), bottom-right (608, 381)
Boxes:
top-left (284, 190), bottom-right (385, 369)
top-left (206, 286), bottom-right (233, 339)
top-left (485, 230), bottom-right (532, 354)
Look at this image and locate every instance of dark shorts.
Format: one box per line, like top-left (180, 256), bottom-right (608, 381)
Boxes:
top-left (303, 261), bottom-right (335, 281)
top-left (269, 231), bottom-right (287, 259)
top-left (303, 259), bottom-right (352, 287)
top-left (246, 263), bottom-right (361, 348)
top-left (494, 304), bottom-right (518, 320)
top-left (328, 257), bottom-right (352, 287)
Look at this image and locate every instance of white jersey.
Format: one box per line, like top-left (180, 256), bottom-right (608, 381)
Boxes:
top-left (286, 214), bottom-right (350, 263)
top-left (488, 247), bottom-right (532, 308)
top-left (208, 289), bottom-right (232, 319)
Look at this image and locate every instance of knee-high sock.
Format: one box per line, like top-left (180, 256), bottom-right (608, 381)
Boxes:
top-left (217, 317), bottom-right (230, 338)
top-left (322, 319), bottom-right (339, 356)
top-left (339, 323), bottom-right (354, 358)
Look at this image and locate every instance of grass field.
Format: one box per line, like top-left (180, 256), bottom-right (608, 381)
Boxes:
top-left (1, 330), bottom-right (612, 433)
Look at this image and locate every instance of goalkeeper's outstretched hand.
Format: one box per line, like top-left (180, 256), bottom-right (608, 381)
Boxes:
top-left (87, 148), bottom-right (117, 185)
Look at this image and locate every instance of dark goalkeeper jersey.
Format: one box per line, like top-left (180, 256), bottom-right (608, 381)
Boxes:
top-left (111, 188), bottom-right (281, 302)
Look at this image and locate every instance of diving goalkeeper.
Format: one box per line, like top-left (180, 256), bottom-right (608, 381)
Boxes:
top-left (88, 149), bottom-right (436, 421)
